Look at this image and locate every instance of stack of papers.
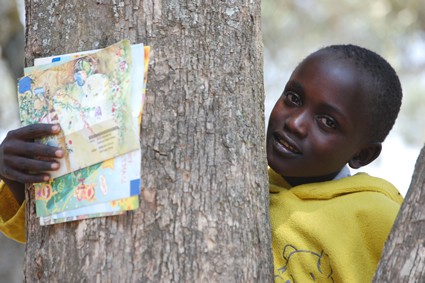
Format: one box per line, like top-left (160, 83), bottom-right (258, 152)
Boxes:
top-left (17, 40), bottom-right (150, 225)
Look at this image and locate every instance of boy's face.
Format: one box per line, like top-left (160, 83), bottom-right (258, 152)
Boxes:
top-left (267, 52), bottom-right (371, 180)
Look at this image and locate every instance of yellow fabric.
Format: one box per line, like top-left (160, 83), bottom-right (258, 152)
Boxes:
top-left (270, 168), bottom-right (403, 283)
top-left (0, 181), bottom-right (26, 243)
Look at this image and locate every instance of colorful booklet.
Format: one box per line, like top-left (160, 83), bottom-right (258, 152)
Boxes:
top-left (39, 195), bottom-right (140, 226)
top-left (17, 40), bottom-right (150, 225)
top-left (18, 40), bottom-right (139, 179)
top-left (34, 149), bottom-right (142, 218)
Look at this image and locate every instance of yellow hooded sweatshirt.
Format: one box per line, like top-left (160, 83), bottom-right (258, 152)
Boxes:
top-left (0, 181), bottom-right (26, 243)
top-left (269, 168), bottom-right (403, 283)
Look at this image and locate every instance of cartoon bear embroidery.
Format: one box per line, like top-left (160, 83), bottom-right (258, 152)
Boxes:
top-left (275, 244), bottom-right (334, 282)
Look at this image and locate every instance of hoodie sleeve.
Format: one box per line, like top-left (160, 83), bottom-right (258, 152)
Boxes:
top-left (0, 181), bottom-right (26, 243)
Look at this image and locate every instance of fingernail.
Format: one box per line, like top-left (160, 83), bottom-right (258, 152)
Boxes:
top-left (51, 162), bottom-right (59, 170)
top-left (55, 149), bottom-right (64, 157)
top-left (43, 175), bottom-right (50, 182)
top-left (52, 124), bottom-right (60, 132)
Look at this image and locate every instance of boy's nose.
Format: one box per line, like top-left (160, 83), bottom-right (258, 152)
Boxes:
top-left (285, 110), bottom-right (309, 138)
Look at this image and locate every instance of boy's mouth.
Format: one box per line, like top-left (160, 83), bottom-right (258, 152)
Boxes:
top-left (274, 134), bottom-right (301, 154)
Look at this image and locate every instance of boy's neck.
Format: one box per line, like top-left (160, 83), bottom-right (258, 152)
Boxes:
top-left (283, 171), bottom-right (340, 187)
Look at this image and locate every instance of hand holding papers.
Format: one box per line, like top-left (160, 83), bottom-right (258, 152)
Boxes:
top-left (17, 40), bottom-right (150, 225)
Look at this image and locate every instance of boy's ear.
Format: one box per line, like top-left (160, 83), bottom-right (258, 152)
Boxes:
top-left (348, 143), bottom-right (382, 169)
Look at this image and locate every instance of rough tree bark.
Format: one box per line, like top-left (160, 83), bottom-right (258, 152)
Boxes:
top-left (373, 144), bottom-right (425, 282)
top-left (24, 0), bottom-right (273, 282)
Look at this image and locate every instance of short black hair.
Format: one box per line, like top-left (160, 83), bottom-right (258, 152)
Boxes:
top-left (309, 44), bottom-right (403, 142)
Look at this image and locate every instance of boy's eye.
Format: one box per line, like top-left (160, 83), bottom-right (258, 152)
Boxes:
top-left (317, 116), bottom-right (337, 129)
top-left (284, 91), bottom-right (302, 107)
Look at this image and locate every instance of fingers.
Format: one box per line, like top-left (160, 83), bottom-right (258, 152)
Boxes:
top-left (0, 124), bottom-right (64, 184)
top-left (5, 155), bottom-right (60, 173)
top-left (2, 139), bottom-right (64, 159)
top-left (6, 123), bottom-right (61, 141)
top-left (1, 155), bottom-right (59, 183)
top-left (2, 166), bottom-right (51, 184)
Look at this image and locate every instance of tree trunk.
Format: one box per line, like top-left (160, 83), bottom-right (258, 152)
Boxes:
top-left (373, 144), bottom-right (425, 282)
top-left (23, 0), bottom-right (273, 282)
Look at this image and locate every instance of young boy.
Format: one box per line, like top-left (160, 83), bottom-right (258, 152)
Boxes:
top-left (1, 44), bottom-right (403, 282)
top-left (268, 44), bottom-right (403, 282)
